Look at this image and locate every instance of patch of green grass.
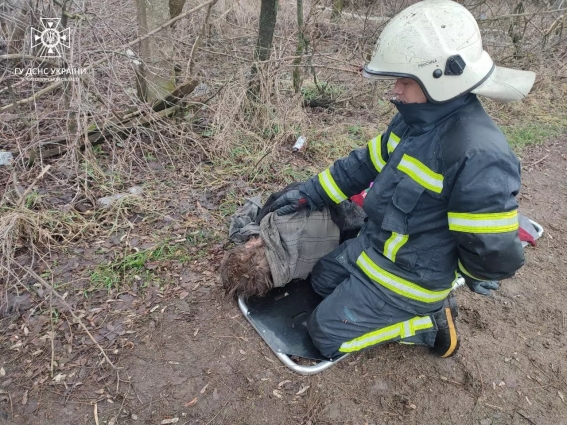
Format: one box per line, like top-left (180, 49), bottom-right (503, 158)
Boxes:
top-left (347, 124), bottom-right (364, 139)
top-left (25, 192), bottom-right (40, 209)
top-left (87, 231), bottom-right (223, 294)
top-left (88, 242), bottom-right (190, 293)
top-left (301, 81), bottom-right (343, 103)
top-left (90, 267), bottom-right (121, 292)
top-left (503, 122), bottom-right (565, 151)
top-left (280, 164), bottom-right (317, 185)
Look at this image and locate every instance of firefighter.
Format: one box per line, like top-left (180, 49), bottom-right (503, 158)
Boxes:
top-left (268, 0), bottom-right (536, 359)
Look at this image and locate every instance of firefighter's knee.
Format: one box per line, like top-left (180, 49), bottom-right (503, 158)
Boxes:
top-left (308, 308), bottom-right (341, 359)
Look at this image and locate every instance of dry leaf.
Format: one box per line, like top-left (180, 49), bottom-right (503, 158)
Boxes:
top-left (52, 373), bottom-right (66, 382)
top-left (21, 390), bottom-right (28, 405)
top-left (193, 328), bottom-right (200, 337)
top-left (278, 380), bottom-right (291, 388)
top-left (272, 389), bottom-right (283, 398)
top-left (239, 349), bottom-right (246, 355)
top-left (200, 383), bottom-right (209, 394)
top-left (558, 391), bottom-right (565, 402)
top-left (0, 367), bottom-right (5, 376)
top-left (161, 419), bottom-right (179, 425)
top-left (525, 396), bottom-right (532, 406)
top-left (179, 291), bottom-right (189, 300)
top-left (184, 397), bottom-right (198, 407)
top-left (296, 385), bottom-right (310, 395)
top-left (108, 417), bottom-right (116, 425)
top-left (264, 356), bottom-right (274, 363)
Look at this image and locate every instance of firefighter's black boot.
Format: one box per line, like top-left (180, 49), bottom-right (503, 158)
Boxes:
top-left (430, 293), bottom-right (460, 358)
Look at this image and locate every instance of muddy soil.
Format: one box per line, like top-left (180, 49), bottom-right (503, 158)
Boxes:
top-left (1, 139), bottom-right (566, 425)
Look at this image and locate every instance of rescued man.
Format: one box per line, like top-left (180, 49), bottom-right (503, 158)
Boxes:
top-left (267, 0), bottom-right (535, 359)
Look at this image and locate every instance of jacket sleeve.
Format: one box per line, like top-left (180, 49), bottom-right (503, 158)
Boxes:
top-left (303, 132), bottom-right (389, 206)
top-left (447, 150), bottom-right (524, 282)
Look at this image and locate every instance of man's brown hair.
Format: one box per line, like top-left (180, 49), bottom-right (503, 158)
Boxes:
top-left (219, 238), bottom-right (272, 299)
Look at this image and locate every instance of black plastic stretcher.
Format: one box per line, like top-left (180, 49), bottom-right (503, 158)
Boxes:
top-left (239, 220), bottom-right (544, 375)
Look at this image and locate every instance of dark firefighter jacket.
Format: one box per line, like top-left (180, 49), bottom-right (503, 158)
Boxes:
top-left (303, 93), bottom-right (525, 316)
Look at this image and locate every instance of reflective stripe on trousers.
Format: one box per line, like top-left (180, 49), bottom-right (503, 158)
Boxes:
top-left (356, 251), bottom-right (453, 303)
top-left (339, 316), bottom-right (434, 353)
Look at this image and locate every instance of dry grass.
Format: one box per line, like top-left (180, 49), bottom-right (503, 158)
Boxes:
top-left (0, 0), bottom-right (566, 283)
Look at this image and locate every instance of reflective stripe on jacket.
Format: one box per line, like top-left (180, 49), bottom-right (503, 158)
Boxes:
top-left (303, 94), bottom-right (524, 315)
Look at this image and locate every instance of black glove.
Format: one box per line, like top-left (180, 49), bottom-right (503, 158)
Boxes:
top-left (269, 189), bottom-right (317, 216)
top-left (464, 276), bottom-right (499, 296)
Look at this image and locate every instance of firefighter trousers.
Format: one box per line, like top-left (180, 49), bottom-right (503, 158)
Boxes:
top-left (307, 240), bottom-right (438, 359)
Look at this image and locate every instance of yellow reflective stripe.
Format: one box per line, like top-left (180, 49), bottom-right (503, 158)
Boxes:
top-left (339, 316), bottom-right (433, 353)
top-left (317, 168), bottom-right (348, 204)
top-left (457, 259), bottom-right (483, 281)
top-left (397, 154), bottom-right (444, 194)
top-left (384, 232), bottom-right (409, 262)
top-left (448, 210), bottom-right (518, 233)
top-left (368, 135), bottom-right (386, 172)
top-left (356, 252), bottom-right (452, 303)
top-left (387, 132), bottom-right (400, 154)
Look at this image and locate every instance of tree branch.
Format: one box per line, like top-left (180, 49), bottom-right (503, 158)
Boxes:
top-left (0, 0), bottom-right (215, 113)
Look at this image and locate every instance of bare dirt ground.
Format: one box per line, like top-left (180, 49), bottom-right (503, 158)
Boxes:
top-left (1, 138), bottom-right (566, 425)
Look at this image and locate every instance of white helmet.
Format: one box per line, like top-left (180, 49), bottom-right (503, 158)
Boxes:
top-left (363, 0), bottom-right (536, 103)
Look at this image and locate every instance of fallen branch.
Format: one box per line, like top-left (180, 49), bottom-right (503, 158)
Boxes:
top-left (524, 154), bottom-right (549, 168)
top-left (0, 54), bottom-right (61, 69)
top-left (26, 79), bottom-right (199, 163)
top-left (316, 6), bottom-right (390, 22)
top-left (17, 264), bottom-right (120, 370)
top-left (0, 1), bottom-right (214, 113)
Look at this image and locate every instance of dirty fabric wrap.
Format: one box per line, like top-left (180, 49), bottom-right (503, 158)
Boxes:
top-left (260, 209), bottom-right (341, 288)
top-left (228, 196), bottom-right (262, 243)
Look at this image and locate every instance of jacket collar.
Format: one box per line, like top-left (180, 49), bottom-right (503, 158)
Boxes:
top-left (391, 93), bottom-right (477, 133)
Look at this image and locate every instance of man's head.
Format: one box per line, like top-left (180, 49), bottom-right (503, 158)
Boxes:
top-left (362, 0), bottom-right (535, 103)
top-left (219, 237), bottom-right (272, 299)
top-left (391, 77), bottom-right (427, 104)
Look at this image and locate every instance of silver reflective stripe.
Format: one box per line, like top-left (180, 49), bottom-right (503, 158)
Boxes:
top-left (357, 252), bottom-right (451, 303)
top-left (447, 211), bottom-right (519, 233)
top-left (339, 316), bottom-right (434, 352)
top-left (369, 136), bottom-right (386, 172)
top-left (318, 169), bottom-right (348, 204)
top-left (412, 316), bottom-right (433, 329)
top-left (384, 232), bottom-right (408, 262)
top-left (397, 154), bottom-right (443, 193)
top-left (387, 132), bottom-right (400, 153)
top-left (402, 320), bottom-right (412, 338)
top-left (340, 326), bottom-right (400, 352)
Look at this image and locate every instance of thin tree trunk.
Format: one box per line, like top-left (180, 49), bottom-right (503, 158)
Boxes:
top-left (255, 0), bottom-right (278, 61)
top-left (135, 0), bottom-right (176, 103)
top-left (249, 0), bottom-right (278, 96)
top-left (331, 0), bottom-right (343, 22)
top-left (292, 0), bottom-right (305, 93)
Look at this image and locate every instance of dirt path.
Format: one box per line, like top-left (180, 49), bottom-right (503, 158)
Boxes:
top-left (2, 139), bottom-right (566, 425)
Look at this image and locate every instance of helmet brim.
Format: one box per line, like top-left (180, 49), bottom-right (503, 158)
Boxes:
top-left (471, 66), bottom-right (536, 102)
top-left (361, 68), bottom-right (398, 80)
